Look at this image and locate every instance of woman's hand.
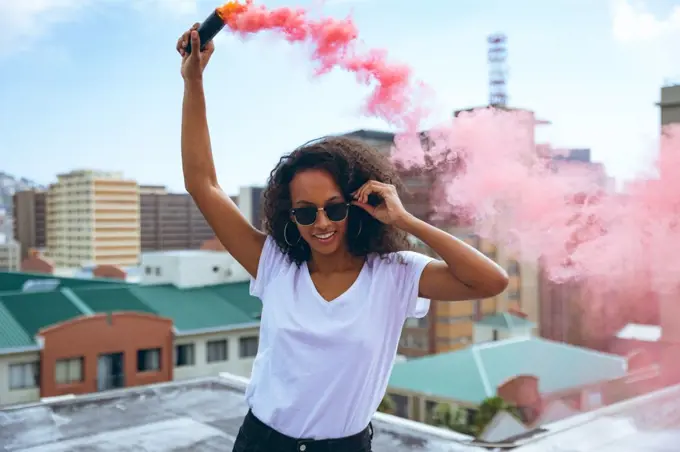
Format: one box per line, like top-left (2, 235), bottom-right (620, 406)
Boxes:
top-left (351, 181), bottom-right (412, 227)
top-left (177, 23), bottom-right (215, 82)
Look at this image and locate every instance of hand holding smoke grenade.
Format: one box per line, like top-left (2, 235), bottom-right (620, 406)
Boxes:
top-left (185, 9), bottom-right (226, 54)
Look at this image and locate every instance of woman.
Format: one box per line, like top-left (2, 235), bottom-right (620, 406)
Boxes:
top-left (177, 24), bottom-right (508, 452)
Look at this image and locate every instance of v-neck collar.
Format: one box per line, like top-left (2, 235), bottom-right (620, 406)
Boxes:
top-left (303, 260), bottom-right (368, 304)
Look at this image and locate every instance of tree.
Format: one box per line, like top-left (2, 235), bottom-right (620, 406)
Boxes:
top-left (377, 394), bottom-right (395, 415)
top-left (472, 396), bottom-right (522, 435)
top-left (431, 402), bottom-right (474, 436)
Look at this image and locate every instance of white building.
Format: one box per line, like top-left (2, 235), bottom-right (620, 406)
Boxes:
top-left (0, 349), bottom-right (41, 406)
top-left (139, 249), bottom-right (249, 288)
top-left (0, 240), bottom-right (20, 271)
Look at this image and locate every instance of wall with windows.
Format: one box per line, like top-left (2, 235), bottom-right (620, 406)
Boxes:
top-left (139, 250), bottom-right (249, 289)
top-left (173, 328), bottom-right (260, 381)
top-left (0, 351), bottom-right (41, 406)
top-left (38, 312), bottom-right (173, 398)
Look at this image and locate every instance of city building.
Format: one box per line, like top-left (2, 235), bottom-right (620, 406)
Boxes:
top-left (139, 185), bottom-right (214, 251)
top-left (238, 185), bottom-right (265, 229)
top-left (538, 149), bottom-right (616, 347)
top-left (198, 186), bottom-right (264, 251)
top-left (386, 335), bottom-right (629, 427)
top-left (0, 256), bottom-right (260, 407)
top-left (45, 170), bottom-right (140, 269)
top-left (658, 83), bottom-right (680, 126)
top-left (0, 240), bottom-right (20, 271)
top-left (342, 129), bottom-right (539, 357)
top-left (12, 189), bottom-right (47, 259)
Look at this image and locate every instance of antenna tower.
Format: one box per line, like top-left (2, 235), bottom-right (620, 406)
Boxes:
top-left (487, 33), bottom-right (508, 107)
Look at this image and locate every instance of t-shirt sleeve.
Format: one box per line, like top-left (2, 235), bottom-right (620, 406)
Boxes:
top-left (249, 235), bottom-right (288, 299)
top-left (395, 251), bottom-right (436, 318)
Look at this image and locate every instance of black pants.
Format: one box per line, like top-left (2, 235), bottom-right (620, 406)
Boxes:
top-left (232, 410), bottom-right (373, 452)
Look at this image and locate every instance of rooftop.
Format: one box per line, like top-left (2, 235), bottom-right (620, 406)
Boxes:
top-left (2, 373), bottom-right (680, 451)
top-left (0, 376), bottom-right (482, 452)
top-left (0, 270), bottom-right (126, 293)
top-left (475, 312), bottom-right (535, 330)
top-left (0, 271), bottom-right (261, 352)
top-left (388, 337), bottom-right (627, 404)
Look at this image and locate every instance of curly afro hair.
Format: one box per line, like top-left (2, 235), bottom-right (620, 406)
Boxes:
top-left (262, 136), bottom-right (411, 266)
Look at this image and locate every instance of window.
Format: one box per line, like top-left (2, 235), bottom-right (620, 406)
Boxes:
top-left (507, 259), bottom-right (520, 276)
top-left (55, 357), bottom-right (84, 384)
top-left (175, 344), bottom-right (195, 367)
top-left (390, 393), bottom-right (409, 418)
top-left (207, 339), bottom-right (228, 363)
top-left (437, 315), bottom-right (474, 324)
top-left (145, 266), bottom-right (152, 275)
top-left (154, 267), bottom-right (161, 276)
top-left (239, 337), bottom-right (259, 358)
top-left (492, 329), bottom-right (499, 341)
top-left (137, 348), bottom-right (161, 372)
top-left (405, 316), bottom-right (429, 328)
top-left (9, 362), bottom-right (39, 390)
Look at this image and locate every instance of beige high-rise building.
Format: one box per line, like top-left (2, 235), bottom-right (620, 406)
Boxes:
top-left (0, 240), bottom-right (20, 271)
top-left (46, 170), bottom-right (140, 269)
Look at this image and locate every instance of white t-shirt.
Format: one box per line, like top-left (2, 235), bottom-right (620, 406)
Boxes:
top-left (245, 236), bottom-right (434, 439)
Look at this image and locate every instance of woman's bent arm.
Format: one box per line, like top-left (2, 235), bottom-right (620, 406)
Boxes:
top-left (398, 215), bottom-right (509, 301)
top-left (182, 79), bottom-right (265, 277)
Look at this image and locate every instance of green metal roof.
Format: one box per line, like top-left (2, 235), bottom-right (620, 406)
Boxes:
top-left (475, 312), bottom-right (535, 330)
top-left (0, 270), bottom-right (126, 293)
top-left (208, 282), bottom-right (262, 319)
top-left (130, 285), bottom-right (258, 333)
top-left (0, 302), bottom-right (35, 350)
top-left (0, 290), bottom-right (86, 339)
top-left (0, 270), bottom-right (262, 352)
top-left (71, 286), bottom-right (156, 315)
top-left (388, 337), bottom-right (627, 405)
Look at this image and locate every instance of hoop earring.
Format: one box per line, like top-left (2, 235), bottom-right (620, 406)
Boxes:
top-left (355, 220), bottom-right (363, 238)
top-left (284, 222), bottom-right (301, 246)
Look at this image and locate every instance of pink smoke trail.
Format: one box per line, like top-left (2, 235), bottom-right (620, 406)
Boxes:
top-left (213, 1), bottom-right (679, 327)
top-left (214, 0), bottom-right (428, 130)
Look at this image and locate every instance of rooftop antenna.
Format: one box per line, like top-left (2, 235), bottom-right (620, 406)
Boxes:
top-left (488, 33), bottom-right (508, 107)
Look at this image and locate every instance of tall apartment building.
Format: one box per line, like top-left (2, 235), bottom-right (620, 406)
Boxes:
top-left (139, 185), bottom-right (215, 251)
top-left (342, 128), bottom-right (540, 357)
top-left (0, 240), bottom-right (20, 271)
top-left (539, 148), bottom-right (612, 347)
top-left (238, 186), bottom-right (265, 229)
top-left (45, 170), bottom-right (140, 269)
top-left (13, 189), bottom-right (47, 259)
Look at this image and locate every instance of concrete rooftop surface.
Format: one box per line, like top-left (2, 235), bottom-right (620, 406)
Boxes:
top-left (1, 374), bottom-right (680, 451)
top-left (0, 376), bottom-right (482, 452)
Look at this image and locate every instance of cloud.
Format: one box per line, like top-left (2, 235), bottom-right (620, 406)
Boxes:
top-left (611, 0), bottom-right (680, 42)
top-left (0, 0), bottom-right (199, 56)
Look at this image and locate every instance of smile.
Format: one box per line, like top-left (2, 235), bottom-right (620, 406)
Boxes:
top-left (313, 231), bottom-right (336, 241)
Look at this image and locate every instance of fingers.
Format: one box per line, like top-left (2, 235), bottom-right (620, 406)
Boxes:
top-left (352, 181), bottom-right (393, 205)
top-left (177, 23), bottom-right (200, 57)
top-left (188, 29), bottom-right (201, 59)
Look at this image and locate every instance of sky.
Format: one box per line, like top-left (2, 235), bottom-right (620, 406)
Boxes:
top-left (1, 0), bottom-right (679, 195)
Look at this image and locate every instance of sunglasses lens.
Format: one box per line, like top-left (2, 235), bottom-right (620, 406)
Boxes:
top-left (294, 208), bottom-right (317, 225)
top-left (325, 203), bottom-right (349, 222)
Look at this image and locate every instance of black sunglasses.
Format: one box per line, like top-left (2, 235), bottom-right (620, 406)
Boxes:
top-left (291, 203), bottom-right (350, 226)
